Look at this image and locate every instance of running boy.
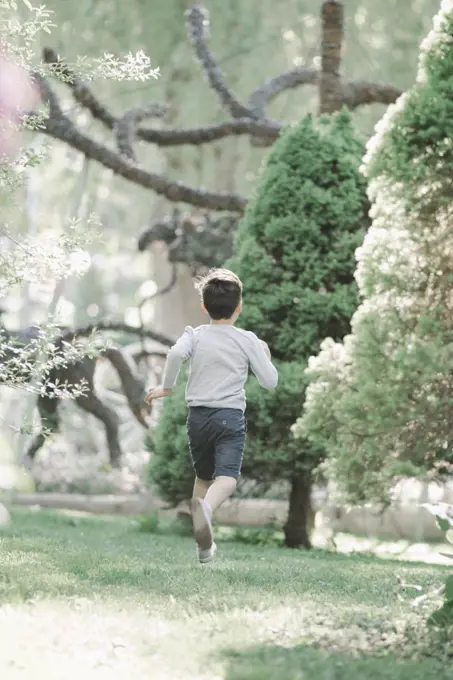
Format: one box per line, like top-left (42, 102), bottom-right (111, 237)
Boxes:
top-left (145, 268), bottom-right (278, 563)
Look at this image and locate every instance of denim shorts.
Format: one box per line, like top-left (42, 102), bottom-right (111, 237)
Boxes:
top-left (186, 407), bottom-right (247, 481)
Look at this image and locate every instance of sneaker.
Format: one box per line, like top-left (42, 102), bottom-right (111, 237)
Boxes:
top-left (197, 541), bottom-right (217, 564)
top-left (191, 498), bottom-right (213, 550)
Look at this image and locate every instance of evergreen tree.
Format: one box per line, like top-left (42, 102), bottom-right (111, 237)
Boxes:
top-left (296, 0), bottom-right (453, 504)
top-left (148, 109), bottom-right (368, 548)
top-left (227, 109), bottom-right (369, 547)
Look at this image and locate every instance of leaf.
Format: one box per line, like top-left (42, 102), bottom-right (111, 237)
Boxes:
top-left (422, 503), bottom-right (453, 523)
top-left (445, 575), bottom-right (453, 602)
top-left (436, 516), bottom-right (452, 532)
top-left (21, 0), bottom-right (33, 10)
top-left (447, 529), bottom-right (453, 545)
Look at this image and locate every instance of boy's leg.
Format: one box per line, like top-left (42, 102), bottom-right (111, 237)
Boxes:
top-left (204, 408), bottom-right (246, 512)
top-left (187, 408), bottom-right (216, 558)
top-left (192, 477), bottom-right (213, 499)
top-left (204, 476), bottom-right (237, 512)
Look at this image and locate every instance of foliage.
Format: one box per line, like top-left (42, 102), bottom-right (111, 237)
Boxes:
top-left (0, 0), bottom-right (160, 486)
top-left (0, 1), bottom-right (158, 395)
top-left (146, 370), bottom-right (194, 506)
top-left (135, 510), bottom-right (160, 534)
top-left (421, 503), bottom-right (453, 628)
top-left (222, 525), bottom-right (283, 547)
top-left (296, 0), bottom-right (453, 504)
top-left (228, 109), bottom-right (368, 363)
top-left (225, 110), bottom-right (368, 543)
top-left (241, 362), bottom-right (319, 480)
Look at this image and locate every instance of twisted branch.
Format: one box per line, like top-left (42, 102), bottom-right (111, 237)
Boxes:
top-left (42, 47), bottom-right (115, 128)
top-left (42, 47), bottom-right (281, 147)
top-left (342, 80), bottom-right (403, 110)
top-left (36, 2), bottom-right (404, 214)
top-left (35, 75), bottom-right (247, 213)
top-left (115, 102), bottom-right (169, 160)
top-left (248, 68), bottom-right (318, 118)
top-left (185, 4), bottom-right (256, 120)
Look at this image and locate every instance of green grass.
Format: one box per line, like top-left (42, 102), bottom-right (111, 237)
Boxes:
top-left (0, 509), bottom-right (451, 679)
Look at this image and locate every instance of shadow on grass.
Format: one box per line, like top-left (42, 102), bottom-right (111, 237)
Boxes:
top-left (222, 644), bottom-right (451, 680)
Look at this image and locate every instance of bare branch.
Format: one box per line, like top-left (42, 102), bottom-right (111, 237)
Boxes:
top-left (35, 4), bottom-right (405, 217)
top-left (248, 66), bottom-right (402, 119)
top-left (248, 68), bottom-right (318, 118)
top-left (115, 102), bottom-right (169, 160)
top-left (42, 41), bottom-right (401, 158)
top-left (42, 46), bottom-right (281, 147)
top-left (342, 80), bottom-right (403, 110)
top-left (60, 320), bottom-right (174, 347)
top-left (42, 47), bottom-right (116, 128)
top-left (185, 4), bottom-right (256, 119)
top-left (35, 75), bottom-right (247, 213)
top-left (139, 118), bottom-right (281, 146)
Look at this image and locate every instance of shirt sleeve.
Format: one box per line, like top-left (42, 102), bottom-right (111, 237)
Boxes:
top-left (161, 326), bottom-right (195, 389)
top-left (246, 333), bottom-right (278, 390)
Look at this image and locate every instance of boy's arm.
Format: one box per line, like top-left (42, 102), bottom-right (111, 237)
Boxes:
top-left (247, 335), bottom-right (278, 390)
top-left (146, 327), bottom-right (194, 402)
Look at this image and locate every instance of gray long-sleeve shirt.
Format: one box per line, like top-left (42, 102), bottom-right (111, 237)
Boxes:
top-left (161, 324), bottom-right (278, 411)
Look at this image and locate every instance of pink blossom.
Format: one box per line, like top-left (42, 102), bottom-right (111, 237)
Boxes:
top-left (0, 57), bottom-right (38, 159)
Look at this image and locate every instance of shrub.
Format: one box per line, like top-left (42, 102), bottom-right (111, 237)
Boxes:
top-left (227, 109), bottom-right (368, 546)
top-left (297, 0), bottom-right (453, 504)
top-left (146, 372), bottom-right (193, 506)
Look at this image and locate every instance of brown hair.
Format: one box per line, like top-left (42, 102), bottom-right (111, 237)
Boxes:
top-left (195, 268), bottom-right (242, 320)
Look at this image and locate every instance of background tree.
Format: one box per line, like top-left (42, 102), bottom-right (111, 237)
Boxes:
top-left (0, 0), bottom-right (163, 487)
top-left (227, 109), bottom-right (369, 547)
top-left (27, 0), bottom-right (406, 345)
top-left (296, 0), bottom-right (453, 505)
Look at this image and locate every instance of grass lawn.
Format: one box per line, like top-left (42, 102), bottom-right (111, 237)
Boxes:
top-left (0, 508), bottom-right (451, 679)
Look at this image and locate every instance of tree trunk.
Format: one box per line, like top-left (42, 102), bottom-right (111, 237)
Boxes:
top-left (283, 471), bottom-right (314, 549)
top-left (319, 1), bottom-right (344, 115)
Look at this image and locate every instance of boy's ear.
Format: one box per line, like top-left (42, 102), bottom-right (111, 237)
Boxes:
top-left (201, 303), bottom-right (208, 314)
top-left (236, 301), bottom-right (242, 313)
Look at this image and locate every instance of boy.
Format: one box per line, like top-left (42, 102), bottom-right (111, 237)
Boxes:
top-left (145, 268), bottom-right (278, 563)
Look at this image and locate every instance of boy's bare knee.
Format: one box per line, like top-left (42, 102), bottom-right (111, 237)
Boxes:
top-left (215, 475), bottom-right (237, 491)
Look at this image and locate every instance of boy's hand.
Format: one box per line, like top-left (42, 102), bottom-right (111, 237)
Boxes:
top-left (259, 339), bottom-right (271, 359)
top-left (145, 385), bottom-right (173, 404)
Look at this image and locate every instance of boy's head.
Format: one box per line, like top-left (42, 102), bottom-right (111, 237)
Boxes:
top-left (195, 268), bottom-right (242, 321)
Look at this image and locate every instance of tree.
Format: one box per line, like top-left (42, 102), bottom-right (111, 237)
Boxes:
top-left (226, 109), bottom-right (369, 547)
top-left (0, 0), bottom-right (161, 488)
top-left (26, 0), bottom-right (404, 356)
top-left (35, 2), bottom-right (401, 218)
top-left (296, 0), bottom-right (453, 505)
